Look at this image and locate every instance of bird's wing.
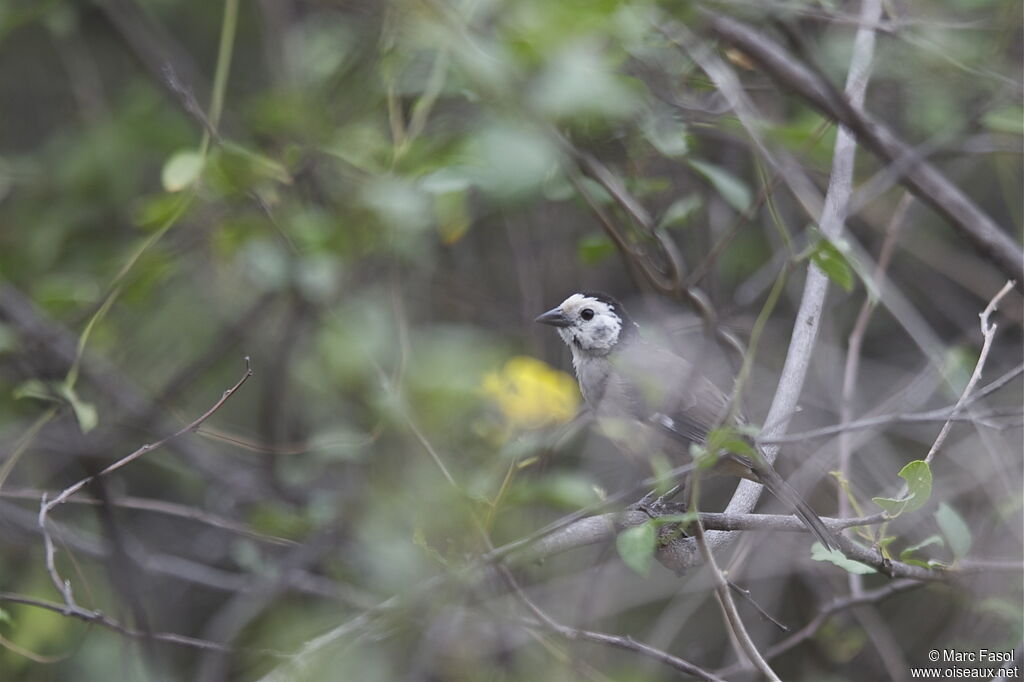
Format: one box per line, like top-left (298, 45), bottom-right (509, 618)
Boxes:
top-left (607, 342), bottom-right (731, 444)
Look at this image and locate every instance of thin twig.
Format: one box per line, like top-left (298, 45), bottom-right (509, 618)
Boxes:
top-left (761, 364), bottom-right (1024, 444)
top-left (924, 280), bottom-right (1016, 464)
top-left (495, 565), bottom-right (726, 682)
top-left (839, 192), bottom-right (913, 517)
top-left (715, 580), bottom-right (923, 677)
top-left (38, 357), bottom-right (253, 609)
top-left (0, 592), bottom-right (284, 656)
top-left (2, 488), bottom-right (295, 547)
top-left (690, 503), bottom-right (781, 681)
top-left (704, 12), bottom-right (1024, 287)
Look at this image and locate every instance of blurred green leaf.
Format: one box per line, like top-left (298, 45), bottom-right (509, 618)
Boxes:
top-left (434, 189), bottom-right (471, 244)
top-left (651, 512), bottom-right (698, 527)
top-left (577, 233), bottom-right (615, 265)
top-left (240, 239), bottom-right (290, 292)
top-left (975, 597), bottom-right (1024, 649)
top-left (982, 106), bottom-right (1024, 135)
top-left (532, 42), bottom-right (638, 121)
top-left (207, 143), bottom-right (291, 196)
top-left (900, 535), bottom-right (944, 567)
top-left (935, 503), bottom-right (972, 559)
top-left (688, 159), bottom-right (751, 213)
top-left (873, 460), bottom-right (932, 516)
top-left (642, 110), bottom-right (690, 157)
top-left (577, 176), bottom-right (613, 205)
top-left (509, 472), bottom-right (601, 509)
top-left (705, 427), bottom-right (757, 459)
top-left (616, 522), bottom-right (656, 575)
top-left (328, 121), bottom-right (391, 173)
top-left (132, 193), bottom-right (189, 231)
top-left (689, 442), bottom-right (721, 471)
top-left (658, 195), bottom-right (702, 230)
top-left (361, 176), bottom-right (432, 232)
top-left (811, 542), bottom-right (877, 574)
top-left (284, 14), bottom-right (355, 85)
top-left (12, 379), bottom-right (54, 403)
top-left (308, 427), bottom-right (373, 461)
top-left (56, 384), bottom-right (98, 434)
top-left (295, 255), bottom-right (341, 303)
top-left (0, 322), bottom-right (17, 354)
top-left (161, 150), bottom-right (204, 192)
top-left (470, 121), bottom-right (560, 199)
top-left (420, 168), bottom-right (473, 195)
top-left (808, 238), bottom-right (854, 292)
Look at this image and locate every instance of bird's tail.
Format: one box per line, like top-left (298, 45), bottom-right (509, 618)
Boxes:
top-left (756, 466), bottom-right (839, 550)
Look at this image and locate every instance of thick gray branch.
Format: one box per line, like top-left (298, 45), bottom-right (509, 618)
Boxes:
top-left (705, 13), bottom-right (1024, 288)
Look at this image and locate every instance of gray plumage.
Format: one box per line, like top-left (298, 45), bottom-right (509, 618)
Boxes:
top-left (537, 292), bottom-right (838, 549)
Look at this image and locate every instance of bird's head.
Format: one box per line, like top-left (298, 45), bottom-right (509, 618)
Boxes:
top-left (535, 292), bottom-right (637, 356)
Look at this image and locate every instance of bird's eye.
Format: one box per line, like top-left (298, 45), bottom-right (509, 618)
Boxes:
top-left (580, 308), bottom-right (594, 321)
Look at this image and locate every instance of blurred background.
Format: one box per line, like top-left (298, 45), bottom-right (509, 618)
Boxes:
top-left (0, 1), bottom-right (1021, 680)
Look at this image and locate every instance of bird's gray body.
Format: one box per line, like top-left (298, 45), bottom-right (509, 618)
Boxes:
top-left (536, 292), bottom-right (838, 549)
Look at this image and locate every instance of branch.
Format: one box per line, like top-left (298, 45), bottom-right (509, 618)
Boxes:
top-left (565, 147), bottom-right (746, 361)
top-left (923, 280), bottom-right (1015, 464)
top-left (0, 592), bottom-right (269, 655)
top-left (840, 192), bottom-right (913, 519)
top-left (2, 488), bottom-right (295, 547)
top-left (0, 500), bottom-right (360, 603)
top-left (510, 509), bottom-right (887, 568)
top-left (715, 580), bottom-right (924, 677)
top-left (760, 361), bottom-right (1023, 444)
top-left (38, 357), bottom-right (253, 609)
top-left (496, 564), bottom-right (726, 682)
top-left (691, 511), bottom-right (781, 681)
top-left (509, 508), bottom-right (1019, 582)
top-left (704, 12), bottom-right (1024, 288)
top-left (0, 284), bottom-right (274, 502)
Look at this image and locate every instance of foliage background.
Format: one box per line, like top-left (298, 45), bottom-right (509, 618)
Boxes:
top-left (0, 0), bottom-right (1021, 680)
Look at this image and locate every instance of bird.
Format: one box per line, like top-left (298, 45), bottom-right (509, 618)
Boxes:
top-left (535, 291), bottom-right (838, 549)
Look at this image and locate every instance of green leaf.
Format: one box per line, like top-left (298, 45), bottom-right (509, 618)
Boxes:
top-left (577, 234), bottom-right (616, 265)
top-left (132, 193), bottom-right (189, 231)
top-left (161, 150), bottom-right (204, 192)
top-left (531, 42), bottom-right (639, 121)
top-left (982, 106), bottom-right (1024, 135)
top-left (57, 384), bottom-right (98, 434)
top-left (935, 503), bottom-right (972, 559)
top-left (471, 121), bottom-right (560, 199)
top-left (207, 144), bottom-right (291, 195)
top-left (872, 460), bottom-right (932, 517)
top-left (658, 195), bottom-right (702, 230)
top-left (975, 597), bottom-right (1024, 649)
top-left (434, 190), bottom-right (471, 245)
top-left (651, 512), bottom-right (698, 527)
top-left (576, 176), bottom-right (613, 205)
top-left (642, 110), bottom-right (690, 157)
top-left (13, 379), bottom-right (56, 403)
top-left (616, 522), bottom-right (656, 575)
top-left (0, 607), bottom-right (10, 627)
top-left (420, 168), bottom-right (473, 195)
top-left (877, 535), bottom-right (899, 551)
top-left (705, 427), bottom-right (757, 459)
top-left (529, 473), bottom-right (602, 509)
top-left (899, 535), bottom-right (944, 566)
top-left (222, 142), bottom-right (291, 184)
top-left (688, 159), bottom-right (751, 213)
top-left (809, 238), bottom-right (854, 292)
top-left (689, 443), bottom-right (720, 471)
top-left (811, 542), bottom-right (877, 574)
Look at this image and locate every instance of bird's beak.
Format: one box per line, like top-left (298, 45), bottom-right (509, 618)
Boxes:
top-left (535, 307), bottom-right (572, 328)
